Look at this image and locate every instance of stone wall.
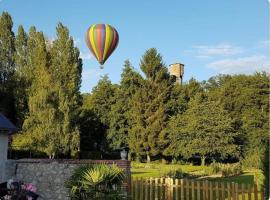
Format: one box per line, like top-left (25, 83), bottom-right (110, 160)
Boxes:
top-left (5, 159), bottom-right (131, 200)
top-left (0, 133), bottom-right (9, 182)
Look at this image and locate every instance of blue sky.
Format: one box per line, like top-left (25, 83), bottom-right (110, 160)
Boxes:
top-left (1, 0), bottom-right (269, 93)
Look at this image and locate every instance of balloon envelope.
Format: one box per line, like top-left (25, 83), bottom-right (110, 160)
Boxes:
top-left (85, 24), bottom-right (119, 66)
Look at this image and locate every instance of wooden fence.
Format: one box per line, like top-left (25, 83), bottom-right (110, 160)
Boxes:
top-left (131, 177), bottom-right (265, 200)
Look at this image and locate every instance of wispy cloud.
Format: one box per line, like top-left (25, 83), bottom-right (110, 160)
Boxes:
top-left (82, 68), bottom-right (102, 81)
top-left (208, 55), bottom-right (270, 74)
top-left (191, 44), bottom-right (244, 58)
top-left (257, 40), bottom-right (270, 49)
top-left (80, 52), bottom-right (93, 61)
top-left (74, 38), bottom-right (81, 46)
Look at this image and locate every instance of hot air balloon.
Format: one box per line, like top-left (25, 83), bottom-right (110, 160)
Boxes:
top-left (85, 24), bottom-right (119, 69)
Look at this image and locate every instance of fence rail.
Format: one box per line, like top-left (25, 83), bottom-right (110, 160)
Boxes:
top-left (131, 177), bottom-right (265, 200)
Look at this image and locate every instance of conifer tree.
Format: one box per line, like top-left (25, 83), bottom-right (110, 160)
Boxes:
top-left (13, 25), bottom-right (29, 125)
top-left (84, 75), bottom-right (117, 150)
top-left (12, 29), bottom-right (59, 157)
top-left (0, 12), bottom-right (15, 119)
top-left (49, 23), bottom-right (82, 157)
top-left (107, 60), bottom-right (143, 151)
top-left (128, 48), bottom-right (172, 162)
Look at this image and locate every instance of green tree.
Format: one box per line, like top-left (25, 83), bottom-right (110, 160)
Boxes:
top-left (79, 94), bottom-right (105, 153)
top-left (0, 12), bottom-right (15, 120)
top-left (107, 60), bottom-right (143, 151)
top-left (13, 25), bottom-right (29, 126)
top-left (166, 94), bottom-right (239, 165)
top-left (84, 75), bottom-right (117, 150)
top-left (12, 29), bottom-right (58, 157)
top-left (13, 24), bottom-right (82, 158)
top-left (49, 23), bottom-right (82, 157)
top-left (128, 48), bottom-right (172, 162)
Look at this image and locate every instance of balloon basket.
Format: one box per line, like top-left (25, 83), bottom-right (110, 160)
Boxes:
top-left (99, 65), bottom-right (104, 69)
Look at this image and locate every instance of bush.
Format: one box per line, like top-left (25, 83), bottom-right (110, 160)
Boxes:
top-left (171, 158), bottom-right (177, 165)
top-left (242, 148), bottom-right (264, 169)
top-left (66, 164), bottom-right (126, 200)
top-left (159, 167), bottom-right (185, 179)
top-left (208, 162), bottom-right (242, 177)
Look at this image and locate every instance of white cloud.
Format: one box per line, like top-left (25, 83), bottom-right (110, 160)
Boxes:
top-left (82, 68), bottom-right (102, 81)
top-left (80, 52), bottom-right (93, 61)
top-left (74, 38), bottom-right (81, 46)
top-left (208, 55), bottom-right (270, 74)
top-left (257, 40), bottom-right (270, 49)
top-left (191, 44), bottom-right (243, 58)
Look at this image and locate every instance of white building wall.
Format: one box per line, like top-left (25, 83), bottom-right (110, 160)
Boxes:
top-left (0, 133), bottom-right (8, 182)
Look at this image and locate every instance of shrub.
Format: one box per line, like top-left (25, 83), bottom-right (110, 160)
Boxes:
top-left (208, 162), bottom-right (242, 177)
top-left (66, 164), bottom-right (126, 200)
top-left (241, 148), bottom-right (264, 169)
top-left (171, 158), bottom-right (177, 165)
top-left (254, 170), bottom-right (265, 187)
top-left (160, 167), bottom-right (185, 179)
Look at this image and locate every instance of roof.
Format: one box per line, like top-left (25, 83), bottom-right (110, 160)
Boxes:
top-left (0, 113), bottom-right (17, 134)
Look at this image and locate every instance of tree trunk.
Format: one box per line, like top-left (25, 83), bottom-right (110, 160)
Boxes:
top-left (128, 152), bottom-right (132, 161)
top-left (146, 152), bottom-right (151, 163)
top-left (201, 156), bottom-right (206, 166)
top-left (136, 153), bottom-right (141, 163)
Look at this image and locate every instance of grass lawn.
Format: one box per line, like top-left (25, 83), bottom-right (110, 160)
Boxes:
top-left (131, 162), bottom-right (255, 185)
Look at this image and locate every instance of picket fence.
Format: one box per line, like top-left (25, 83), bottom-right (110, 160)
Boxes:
top-left (130, 177), bottom-right (265, 200)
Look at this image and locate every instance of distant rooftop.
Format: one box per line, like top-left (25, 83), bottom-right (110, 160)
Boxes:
top-left (0, 113), bottom-right (17, 134)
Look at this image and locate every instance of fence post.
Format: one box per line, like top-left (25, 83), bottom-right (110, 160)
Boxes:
top-left (192, 180), bottom-right (195, 200)
top-left (248, 184), bottom-right (252, 200)
top-left (254, 184), bottom-right (258, 200)
top-left (170, 178), bottom-right (174, 199)
top-left (241, 183), bottom-right (245, 200)
top-left (227, 182), bottom-right (231, 200)
top-left (140, 178), bottom-right (144, 200)
top-left (235, 183), bottom-right (239, 200)
top-left (155, 178), bottom-right (159, 200)
top-left (186, 179), bottom-right (190, 200)
top-left (232, 182), bottom-right (236, 200)
top-left (175, 179), bottom-right (179, 200)
top-left (145, 178), bottom-right (148, 200)
top-left (209, 181), bottom-right (213, 200)
top-left (197, 181), bottom-right (201, 200)
top-left (181, 179), bottom-right (185, 200)
top-left (150, 178), bottom-right (153, 200)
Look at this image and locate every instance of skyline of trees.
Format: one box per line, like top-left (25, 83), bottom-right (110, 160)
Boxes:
top-left (0, 12), bottom-right (268, 173)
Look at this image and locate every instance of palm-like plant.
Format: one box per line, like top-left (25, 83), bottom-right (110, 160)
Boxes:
top-left (66, 164), bottom-right (126, 200)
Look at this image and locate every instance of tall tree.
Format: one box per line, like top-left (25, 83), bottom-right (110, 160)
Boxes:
top-left (107, 60), bottom-right (143, 151)
top-left (84, 75), bottom-right (117, 150)
top-left (128, 48), bottom-right (172, 162)
top-left (12, 29), bottom-right (58, 157)
top-left (13, 25), bottom-right (29, 126)
top-left (13, 24), bottom-right (83, 158)
top-left (49, 23), bottom-right (82, 157)
top-left (0, 12), bottom-right (15, 120)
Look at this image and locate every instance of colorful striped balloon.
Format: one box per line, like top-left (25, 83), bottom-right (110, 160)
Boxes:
top-left (85, 24), bottom-right (119, 68)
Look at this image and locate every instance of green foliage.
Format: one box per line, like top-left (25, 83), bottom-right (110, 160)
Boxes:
top-left (127, 48), bottom-right (172, 162)
top-left (107, 60), bottom-right (143, 150)
top-left (0, 12), bottom-right (15, 120)
top-left (160, 167), bottom-right (185, 179)
top-left (0, 13), bottom-right (268, 189)
top-left (12, 23), bottom-right (82, 158)
top-left (66, 164), bottom-right (126, 200)
top-left (165, 93), bottom-right (239, 164)
top-left (208, 162), bottom-right (242, 177)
